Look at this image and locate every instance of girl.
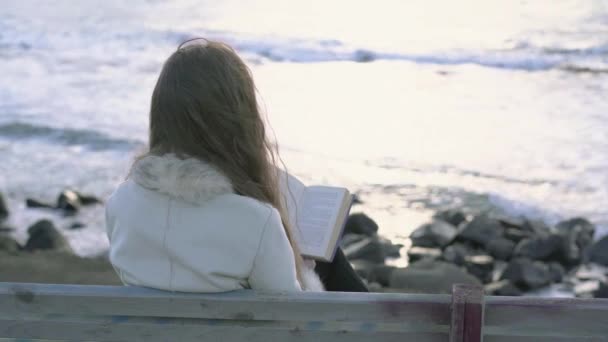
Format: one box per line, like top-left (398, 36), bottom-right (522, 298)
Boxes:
top-left (105, 38), bottom-right (367, 293)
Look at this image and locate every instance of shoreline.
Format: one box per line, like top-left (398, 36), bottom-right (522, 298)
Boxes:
top-left (1, 190), bottom-right (607, 298)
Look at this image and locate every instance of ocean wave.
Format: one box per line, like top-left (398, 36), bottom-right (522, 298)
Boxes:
top-left (0, 122), bottom-right (141, 150)
top-left (2, 20), bottom-right (608, 73)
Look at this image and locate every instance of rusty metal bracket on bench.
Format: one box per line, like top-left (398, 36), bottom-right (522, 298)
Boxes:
top-left (449, 284), bottom-right (485, 342)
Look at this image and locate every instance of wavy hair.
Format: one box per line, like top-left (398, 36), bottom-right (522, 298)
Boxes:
top-left (140, 39), bottom-right (305, 284)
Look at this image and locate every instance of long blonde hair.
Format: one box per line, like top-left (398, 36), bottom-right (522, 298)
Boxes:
top-left (143, 39), bottom-right (305, 284)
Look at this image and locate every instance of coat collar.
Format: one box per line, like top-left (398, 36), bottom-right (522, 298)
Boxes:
top-left (130, 153), bottom-right (234, 205)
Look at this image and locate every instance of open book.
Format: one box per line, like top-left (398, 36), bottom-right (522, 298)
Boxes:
top-left (278, 170), bottom-right (353, 262)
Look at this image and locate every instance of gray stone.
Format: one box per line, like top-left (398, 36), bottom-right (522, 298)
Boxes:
top-left (522, 219), bottom-right (553, 235)
top-left (349, 259), bottom-right (375, 280)
top-left (548, 262), bottom-right (565, 283)
top-left (69, 222), bottom-right (86, 230)
top-left (378, 236), bottom-right (403, 258)
top-left (0, 235), bottom-right (20, 253)
top-left (464, 254), bottom-right (495, 284)
top-left (344, 213), bottom-right (378, 236)
top-left (513, 234), bottom-right (563, 261)
top-left (504, 228), bottom-right (533, 243)
top-left (0, 193), bottom-right (8, 222)
top-left (433, 209), bottom-right (467, 227)
top-left (57, 189), bottom-right (81, 213)
top-left (485, 280), bottom-right (523, 296)
top-left (458, 215), bottom-right (505, 247)
top-left (0, 225), bottom-right (15, 233)
top-left (25, 219), bottom-right (72, 253)
top-left (340, 233), bottom-right (366, 248)
top-left (494, 215), bottom-right (526, 229)
top-left (486, 238), bottom-right (515, 260)
top-left (407, 246), bottom-right (442, 263)
top-left (556, 217), bottom-right (595, 265)
top-left (367, 265), bottom-right (397, 287)
top-left (26, 198), bottom-right (55, 209)
top-left (75, 192), bottom-right (102, 206)
top-left (594, 282), bottom-right (608, 298)
top-left (389, 259), bottom-right (481, 294)
top-left (589, 235), bottom-right (608, 266)
top-left (501, 258), bottom-right (552, 290)
top-left (442, 243), bottom-right (472, 266)
top-left (410, 219), bottom-right (457, 248)
top-left (343, 236), bottom-right (385, 263)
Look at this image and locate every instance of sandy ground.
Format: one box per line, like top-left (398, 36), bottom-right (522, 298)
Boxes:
top-left (0, 251), bottom-right (121, 285)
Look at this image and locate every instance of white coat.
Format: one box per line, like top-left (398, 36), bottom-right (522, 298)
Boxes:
top-left (105, 153), bottom-right (324, 292)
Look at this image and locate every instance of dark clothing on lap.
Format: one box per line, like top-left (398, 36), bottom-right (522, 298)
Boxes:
top-left (314, 247), bottom-right (368, 292)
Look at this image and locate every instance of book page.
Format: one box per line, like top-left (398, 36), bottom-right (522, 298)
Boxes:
top-left (297, 186), bottom-right (347, 257)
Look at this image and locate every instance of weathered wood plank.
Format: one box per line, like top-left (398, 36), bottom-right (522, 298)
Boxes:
top-left (0, 317), bottom-right (448, 342)
top-left (449, 284), bottom-right (484, 342)
top-left (484, 296), bottom-right (608, 339)
top-left (0, 283), bottom-right (451, 324)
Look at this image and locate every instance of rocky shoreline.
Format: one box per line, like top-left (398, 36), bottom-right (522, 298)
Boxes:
top-left (341, 210), bottom-right (608, 298)
top-left (1, 190), bottom-right (607, 297)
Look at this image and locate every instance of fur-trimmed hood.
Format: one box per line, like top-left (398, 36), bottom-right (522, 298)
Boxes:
top-left (127, 153), bottom-right (324, 292)
top-left (131, 153), bottom-right (234, 205)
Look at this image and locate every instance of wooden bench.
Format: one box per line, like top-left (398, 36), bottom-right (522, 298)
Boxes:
top-left (0, 282), bottom-right (607, 341)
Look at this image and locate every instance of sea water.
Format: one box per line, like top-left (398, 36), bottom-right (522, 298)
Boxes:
top-left (1, 0), bottom-right (607, 256)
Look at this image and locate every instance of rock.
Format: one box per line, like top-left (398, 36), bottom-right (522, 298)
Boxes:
top-left (513, 234), bottom-right (563, 261)
top-left (573, 264), bottom-right (608, 282)
top-left (26, 198), bottom-right (55, 209)
top-left (56, 189), bottom-right (81, 213)
top-left (501, 258), bottom-right (552, 290)
top-left (367, 282), bottom-right (383, 292)
top-left (594, 282), bottom-right (608, 298)
top-left (69, 222), bottom-right (86, 230)
top-left (410, 219), bottom-right (457, 248)
top-left (442, 243), bottom-right (472, 266)
top-left (433, 209), bottom-right (467, 227)
top-left (349, 259), bottom-right (375, 280)
top-left (575, 280), bottom-right (600, 298)
top-left (25, 219), bottom-right (72, 253)
top-left (352, 194), bottom-right (363, 205)
top-left (490, 261), bottom-right (508, 283)
top-left (0, 193), bottom-right (8, 221)
top-left (457, 215), bottom-right (505, 247)
top-left (343, 236), bottom-right (386, 263)
top-left (522, 219), bottom-right (553, 235)
top-left (354, 49), bottom-right (375, 62)
top-left (464, 254), bottom-right (495, 284)
top-left (0, 225), bottom-right (15, 233)
top-left (378, 236), bottom-right (403, 258)
top-left (485, 280), bottom-right (523, 296)
top-left (75, 192), bottom-right (102, 206)
top-left (495, 215), bottom-right (526, 229)
top-left (340, 233), bottom-right (366, 248)
top-left (367, 265), bottom-right (397, 287)
top-left (548, 262), bottom-right (565, 283)
top-left (389, 259), bottom-right (481, 294)
top-left (588, 235), bottom-right (608, 266)
top-left (407, 246), bottom-right (442, 263)
top-left (504, 228), bottom-right (533, 243)
top-left (486, 238), bottom-right (515, 260)
top-left (0, 235), bottom-right (20, 253)
top-left (556, 217), bottom-right (595, 264)
top-left (555, 217), bottom-right (595, 248)
top-left (344, 213), bottom-right (378, 236)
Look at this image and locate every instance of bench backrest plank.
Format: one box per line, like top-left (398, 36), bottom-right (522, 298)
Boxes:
top-left (1, 283), bottom-right (607, 341)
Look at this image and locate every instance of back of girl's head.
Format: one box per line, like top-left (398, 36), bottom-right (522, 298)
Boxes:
top-left (146, 39), bottom-right (305, 282)
top-left (149, 40), bottom-right (269, 199)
